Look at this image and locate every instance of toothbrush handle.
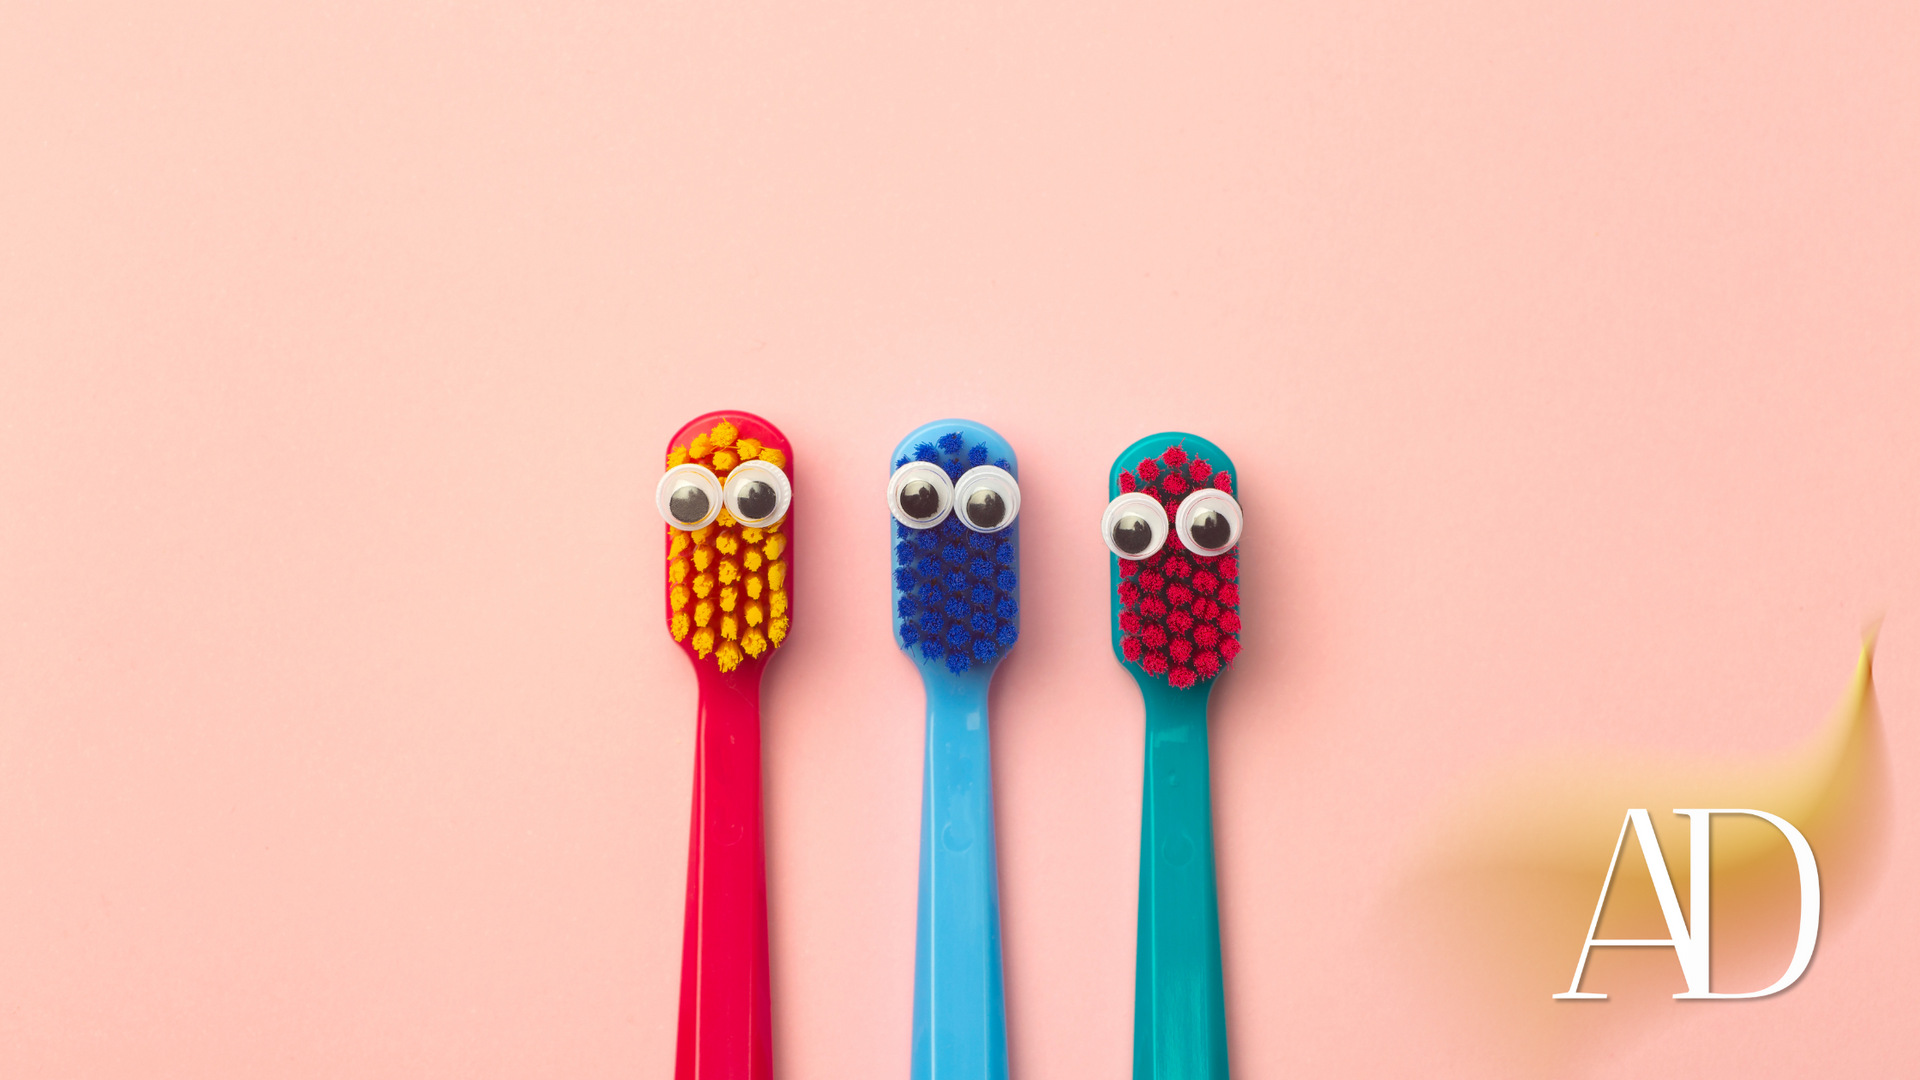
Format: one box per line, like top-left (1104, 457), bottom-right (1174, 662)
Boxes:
top-left (911, 673), bottom-right (1010, 1080)
top-left (1134, 681), bottom-right (1230, 1080)
top-left (675, 667), bottom-right (774, 1080)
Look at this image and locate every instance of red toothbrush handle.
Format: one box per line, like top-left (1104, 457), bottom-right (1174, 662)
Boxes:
top-left (674, 665), bottom-right (773, 1080)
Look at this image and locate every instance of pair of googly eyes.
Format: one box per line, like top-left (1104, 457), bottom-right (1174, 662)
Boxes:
top-left (888, 462), bottom-right (1021, 533)
top-left (1101, 488), bottom-right (1242, 559)
top-left (655, 460), bottom-right (791, 531)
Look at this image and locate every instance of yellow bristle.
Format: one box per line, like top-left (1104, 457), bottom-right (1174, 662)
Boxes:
top-left (740, 526), bottom-right (764, 544)
top-left (671, 612), bottom-right (690, 641)
top-left (717, 560), bottom-right (740, 585)
top-left (689, 433), bottom-right (712, 459)
top-left (770, 590), bottom-right (787, 618)
top-left (759, 448), bottom-right (786, 469)
top-left (743, 549), bottom-right (762, 572)
top-left (669, 532), bottom-right (690, 558)
top-left (736, 438), bottom-right (762, 460)
top-left (667, 446), bottom-right (689, 468)
top-left (716, 642), bottom-right (743, 671)
top-left (691, 524), bottom-right (715, 545)
top-left (693, 573), bottom-right (715, 598)
top-left (715, 507), bottom-right (737, 528)
top-left (768, 562), bottom-right (786, 590)
top-left (692, 547), bottom-right (714, 572)
top-left (668, 558), bottom-right (689, 584)
top-left (671, 585), bottom-right (690, 611)
top-left (695, 599), bottom-right (715, 627)
top-left (768, 616), bottom-right (789, 645)
top-left (720, 586), bottom-right (738, 612)
top-left (742, 629), bottom-right (768, 657)
top-left (712, 448), bottom-right (739, 471)
top-left (721, 615), bottom-right (739, 640)
top-left (762, 534), bottom-right (786, 560)
top-left (714, 531), bottom-right (739, 556)
top-left (745, 575), bottom-right (763, 600)
top-left (711, 420), bottom-right (738, 447)
top-left (691, 627), bottom-right (715, 657)
top-left (745, 601), bottom-right (764, 627)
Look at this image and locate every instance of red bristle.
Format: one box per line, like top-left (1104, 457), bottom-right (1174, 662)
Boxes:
top-left (1196, 599), bottom-right (1219, 619)
top-left (1162, 446), bottom-right (1188, 468)
top-left (1217, 583), bottom-right (1240, 606)
top-left (1189, 458), bottom-right (1211, 481)
top-left (1218, 556), bottom-right (1238, 581)
top-left (1169, 638), bottom-right (1193, 663)
top-left (1119, 610), bottom-right (1143, 634)
top-left (1191, 571), bottom-right (1218, 594)
top-left (1163, 471), bottom-right (1189, 496)
top-left (1141, 596), bottom-right (1167, 617)
top-left (1193, 651), bottom-right (1221, 678)
top-left (1143, 652), bottom-right (1169, 675)
top-left (1168, 667), bottom-right (1197, 689)
top-left (1219, 610), bottom-right (1241, 634)
top-left (1143, 549), bottom-right (1165, 568)
top-left (1119, 560), bottom-right (1140, 579)
top-left (1118, 581), bottom-right (1140, 605)
top-left (1213, 471), bottom-right (1232, 494)
top-left (1122, 636), bottom-right (1143, 661)
top-left (1161, 557), bottom-right (1188, 580)
top-left (1167, 610), bottom-right (1194, 633)
top-left (1119, 471), bottom-right (1136, 493)
top-left (1139, 571), bottom-right (1164, 592)
top-left (1166, 584), bottom-right (1193, 607)
top-left (1163, 498), bottom-right (1182, 519)
top-left (1193, 624), bottom-right (1219, 647)
top-left (1137, 458), bottom-right (1161, 481)
top-left (1218, 637), bottom-right (1241, 662)
top-left (1142, 625), bottom-right (1167, 649)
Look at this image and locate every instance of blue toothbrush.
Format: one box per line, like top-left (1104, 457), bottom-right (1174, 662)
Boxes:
top-left (888, 420), bottom-right (1023, 1080)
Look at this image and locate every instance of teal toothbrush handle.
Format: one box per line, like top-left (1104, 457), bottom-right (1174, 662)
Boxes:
top-left (1133, 678), bottom-right (1229, 1079)
top-left (910, 670), bottom-right (1009, 1080)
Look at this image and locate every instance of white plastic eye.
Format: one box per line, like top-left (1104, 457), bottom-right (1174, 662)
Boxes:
top-left (953, 465), bottom-right (1020, 533)
top-left (723, 459), bottom-right (791, 528)
top-left (657, 463), bottom-right (723, 531)
top-left (1174, 488), bottom-right (1242, 555)
top-left (1101, 492), bottom-right (1169, 560)
top-left (889, 461), bottom-right (954, 529)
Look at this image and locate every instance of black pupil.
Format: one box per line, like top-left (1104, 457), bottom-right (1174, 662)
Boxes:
top-left (669, 484), bottom-right (710, 524)
top-left (899, 480), bottom-right (940, 520)
top-left (735, 479), bottom-right (776, 521)
top-left (1111, 514), bottom-right (1152, 555)
top-left (965, 489), bottom-right (1005, 529)
top-left (1188, 508), bottom-right (1231, 550)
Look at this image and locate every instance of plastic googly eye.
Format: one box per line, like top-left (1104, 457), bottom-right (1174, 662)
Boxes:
top-left (1101, 491), bottom-right (1169, 560)
top-left (657, 463), bottom-right (723, 531)
top-left (723, 459), bottom-right (791, 528)
top-left (889, 461), bottom-right (954, 529)
top-left (1174, 488), bottom-right (1241, 555)
top-left (952, 465), bottom-right (1019, 533)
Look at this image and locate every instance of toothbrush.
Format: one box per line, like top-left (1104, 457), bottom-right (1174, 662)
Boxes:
top-left (1101, 434), bottom-right (1243, 1080)
top-left (658, 411), bottom-right (795, 1080)
top-left (887, 421), bottom-right (1023, 1080)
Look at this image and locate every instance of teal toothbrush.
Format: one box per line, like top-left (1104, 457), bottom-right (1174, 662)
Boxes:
top-left (1102, 434), bottom-right (1243, 1080)
top-left (889, 421), bottom-right (1022, 1080)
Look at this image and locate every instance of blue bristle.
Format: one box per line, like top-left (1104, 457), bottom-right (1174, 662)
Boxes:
top-left (945, 623), bottom-right (971, 647)
top-left (896, 520), bottom-right (916, 540)
top-left (996, 622), bottom-right (1018, 647)
top-left (919, 611), bottom-right (943, 633)
top-left (970, 611), bottom-right (994, 635)
top-left (915, 555), bottom-right (941, 578)
top-left (938, 432), bottom-right (964, 454)
top-left (996, 570), bottom-right (1017, 591)
top-left (995, 541), bottom-right (1014, 565)
top-left (940, 516), bottom-right (966, 538)
top-left (921, 640), bottom-right (944, 660)
top-left (941, 543), bottom-right (968, 567)
top-left (970, 583), bottom-right (993, 607)
top-left (895, 541), bottom-right (915, 563)
top-left (944, 597), bottom-right (969, 619)
top-left (973, 638), bottom-right (997, 661)
top-left (968, 444), bottom-right (989, 466)
top-left (915, 530), bottom-right (941, 552)
top-left (994, 458), bottom-right (1011, 471)
top-left (947, 652), bottom-right (971, 673)
top-left (900, 624), bottom-right (920, 645)
top-left (943, 570), bottom-right (968, 592)
top-left (895, 456), bottom-right (913, 469)
top-left (893, 567), bottom-right (917, 589)
top-left (943, 459), bottom-right (966, 480)
top-left (996, 597), bottom-right (1017, 619)
top-left (897, 595), bottom-right (917, 617)
top-left (915, 443), bottom-right (941, 462)
top-left (969, 556), bottom-right (993, 579)
top-left (921, 586), bottom-right (944, 608)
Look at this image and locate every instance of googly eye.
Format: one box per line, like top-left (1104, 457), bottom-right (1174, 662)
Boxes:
top-left (1101, 491), bottom-right (1169, 560)
top-left (1174, 488), bottom-right (1242, 556)
top-left (657, 463), bottom-right (723, 531)
top-left (952, 465), bottom-right (1020, 533)
top-left (888, 461), bottom-right (954, 529)
top-left (722, 459), bottom-right (791, 528)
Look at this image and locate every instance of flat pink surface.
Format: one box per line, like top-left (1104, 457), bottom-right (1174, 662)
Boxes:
top-left (3, 2), bottom-right (1916, 1076)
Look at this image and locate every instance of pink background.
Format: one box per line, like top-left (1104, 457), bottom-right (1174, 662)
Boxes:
top-left (3, 2), bottom-right (1917, 1076)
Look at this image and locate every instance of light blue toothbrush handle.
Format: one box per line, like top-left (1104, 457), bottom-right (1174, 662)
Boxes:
top-left (911, 671), bottom-right (1009, 1080)
top-left (1134, 679), bottom-right (1230, 1079)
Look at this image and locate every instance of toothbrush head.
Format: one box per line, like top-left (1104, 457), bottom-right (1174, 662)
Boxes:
top-left (887, 420), bottom-right (1021, 676)
top-left (1103, 433), bottom-right (1241, 690)
top-left (658, 411), bottom-right (793, 673)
